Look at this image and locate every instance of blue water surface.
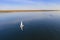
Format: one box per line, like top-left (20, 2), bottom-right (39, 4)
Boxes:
top-left (0, 12), bottom-right (60, 40)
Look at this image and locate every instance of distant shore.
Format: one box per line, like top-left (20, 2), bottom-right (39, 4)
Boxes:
top-left (0, 10), bottom-right (59, 12)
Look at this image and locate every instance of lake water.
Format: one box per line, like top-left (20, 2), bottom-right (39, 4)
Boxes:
top-left (0, 12), bottom-right (60, 40)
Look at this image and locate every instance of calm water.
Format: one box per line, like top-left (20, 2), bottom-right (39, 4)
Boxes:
top-left (0, 12), bottom-right (60, 40)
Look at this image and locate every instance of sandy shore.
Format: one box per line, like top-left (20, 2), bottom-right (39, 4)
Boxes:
top-left (0, 10), bottom-right (59, 12)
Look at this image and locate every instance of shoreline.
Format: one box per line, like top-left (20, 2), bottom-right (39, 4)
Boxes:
top-left (0, 10), bottom-right (59, 12)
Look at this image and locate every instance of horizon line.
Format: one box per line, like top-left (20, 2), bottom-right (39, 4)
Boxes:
top-left (0, 10), bottom-right (60, 13)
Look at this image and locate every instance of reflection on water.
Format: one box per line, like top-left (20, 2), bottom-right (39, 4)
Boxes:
top-left (0, 12), bottom-right (60, 40)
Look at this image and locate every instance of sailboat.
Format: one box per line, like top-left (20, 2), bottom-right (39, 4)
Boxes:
top-left (20, 21), bottom-right (24, 31)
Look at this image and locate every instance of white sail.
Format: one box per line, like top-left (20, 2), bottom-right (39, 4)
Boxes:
top-left (20, 21), bottom-right (24, 31)
top-left (21, 21), bottom-right (23, 25)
